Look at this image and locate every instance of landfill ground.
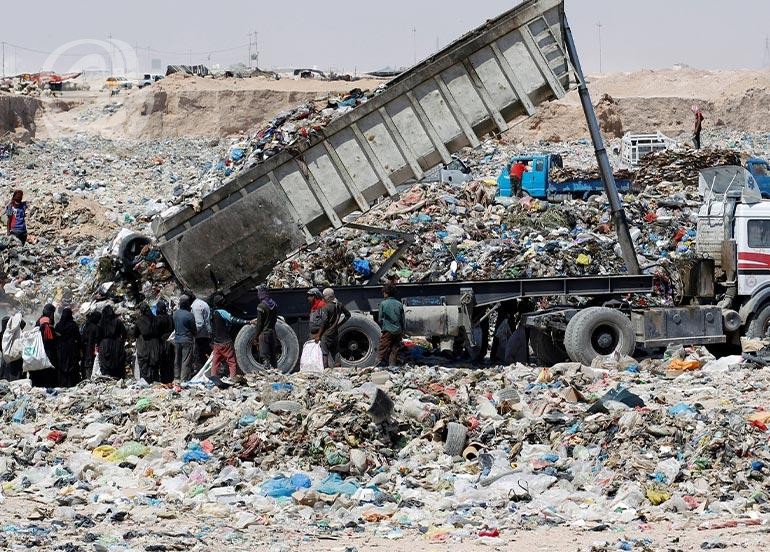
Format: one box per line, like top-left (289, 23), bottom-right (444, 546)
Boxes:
top-left (4, 69), bottom-right (770, 551)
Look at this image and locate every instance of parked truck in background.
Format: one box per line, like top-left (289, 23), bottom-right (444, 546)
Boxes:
top-left (496, 152), bottom-right (632, 200)
top-left (146, 0), bottom-right (770, 373)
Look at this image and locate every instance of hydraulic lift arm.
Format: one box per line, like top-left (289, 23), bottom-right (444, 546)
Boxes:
top-left (563, 15), bottom-right (641, 275)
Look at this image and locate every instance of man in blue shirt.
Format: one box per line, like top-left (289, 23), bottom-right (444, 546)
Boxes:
top-left (5, 190), bottom-right (28, 244)
top-left (377, 283), bottom-right (405, 366)
top-left (173, 295), bottom-right (197, 383)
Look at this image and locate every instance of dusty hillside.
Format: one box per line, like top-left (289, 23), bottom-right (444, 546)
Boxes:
top-left (507, 67), bottom-right (770, 143)
top-left (35, 73), bottom-right (388, 139)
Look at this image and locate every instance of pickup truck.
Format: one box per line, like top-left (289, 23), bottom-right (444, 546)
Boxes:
top-left (496, 153), bottom-right (632, 200)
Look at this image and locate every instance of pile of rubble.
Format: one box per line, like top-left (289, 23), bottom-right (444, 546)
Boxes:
top-left (268, 174), bottom-right (701, 298)
top-left (202, 86), bottom-right (387, 190)
top-left (1, 350), bottom-right (769, 547)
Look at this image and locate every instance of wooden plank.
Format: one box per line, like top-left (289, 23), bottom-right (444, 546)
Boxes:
top-left (322, 141), bottom-right (369, 212)
top-left (406, 90), bottom-right (452, 165)
top-left (378, 106), bottom-right (424, 180)
top-left (433, 76), bottom-right (481, 147)
top-left (461, 59), bottom-right (508, 132)
top-left (268, 171), bottom-right (315, 244)
top-left (521, 24), bottom-right (566, 98)
top-left (350, 123), bottom-right (397, 195)
top-left (489, 42), bottom-right (536, 116)
top-left (294, 158), bottom-right (343, 228)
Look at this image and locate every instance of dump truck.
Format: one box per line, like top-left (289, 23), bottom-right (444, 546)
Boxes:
top-left (148, 0), bottom-right (765, 373)
top-left (495, 152), bottom-right (633, 200)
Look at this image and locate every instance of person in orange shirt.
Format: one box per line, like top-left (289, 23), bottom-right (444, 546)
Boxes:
top-left (508, 160), bottom-right (528, 196)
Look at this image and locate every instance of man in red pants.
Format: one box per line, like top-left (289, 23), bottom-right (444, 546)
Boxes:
top-left (209, 294), bottom-right (255, 385)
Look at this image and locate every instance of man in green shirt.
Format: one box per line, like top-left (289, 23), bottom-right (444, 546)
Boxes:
top-left (377, 283), bottom-right (405, 366)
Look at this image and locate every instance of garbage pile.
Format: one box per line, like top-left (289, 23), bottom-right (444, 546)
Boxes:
top-left (548, 147), bottom-right (740, 188)
top-left (1, 350), bottom-right (769, 547)
top-left (201, 86), bottom-right (386, 188)
top-left (632, 147), bottom-right (741, 188)
top-left (267, 174), bottom-right (700, 298)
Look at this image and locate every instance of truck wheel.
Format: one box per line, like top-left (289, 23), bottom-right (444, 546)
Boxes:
top-left (234, 319), bottom-right (299, 374)
top-left (338, 314), bottom-right (380, 368)
top-left (464, 322), bottom-right (490, 363)
top-left (564, 307), bottom-right (635, 365)
top-left (746, 303), bottom-right (770, 339)
top-left (529, 329), bottom-right (569, 366)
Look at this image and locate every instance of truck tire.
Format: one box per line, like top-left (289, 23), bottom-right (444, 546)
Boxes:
top-left (338, 314), bottom-right (380, 368)
top-left (234, 319), bottom-right (299, 374)
top-left (529, 329), bottom-right (569, 366)
top-left (564, 307), bottom-right (635, 365)
top-left (444, 422), bottom-right (467, 457)
top-left (746, 303), bottom-right (770, 339)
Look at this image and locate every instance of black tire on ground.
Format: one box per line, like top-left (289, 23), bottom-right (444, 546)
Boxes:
top-left (745, 303), bottom-right (770, 339)
top-left (234, 319), bottom-right (299, 374)
top-left (338, 314), bottom-right (380, 368)
top-left (563, 307), bottom-right (635, 365)
top-left (444, 422), bottom-right (467, 457)
top-left (529, 328), bottom-right (569, 366)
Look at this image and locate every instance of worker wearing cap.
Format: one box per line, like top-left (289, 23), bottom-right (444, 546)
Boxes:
top-left (317, 288), bottom-right (351, 368)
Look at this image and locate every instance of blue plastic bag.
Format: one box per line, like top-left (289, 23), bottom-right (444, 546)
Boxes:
top-left (182, 443), bottom-right (210, 463)
top-left (261, 473), bottom-right (311, 497)
top-left (353, 259), bottom-right (372, 277)
top-left (316, 473), bottom-right (359, 496)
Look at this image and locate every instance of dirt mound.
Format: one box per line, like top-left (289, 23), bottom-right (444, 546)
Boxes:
top-left (506, 68), bottom-right (770, 143)
top-left (0, 93), bottom-right (40, 139)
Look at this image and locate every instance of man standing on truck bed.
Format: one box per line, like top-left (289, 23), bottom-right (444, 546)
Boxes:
top-left (692, 105), bottom-right (705, 150)
top-left (377, 283), bottom-right (405, 367)
top-left (509, 160), bottom-right (528, 196)
top-left (317, 288), bottom-right (351, 368)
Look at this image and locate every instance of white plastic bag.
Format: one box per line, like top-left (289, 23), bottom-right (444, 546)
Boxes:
top-left (299, 340), bottom-right (324, 373)
top-left (21, 328), bottom-right (53, 373)
top-left (2, 312), bottom-right (24, 362)
top-left (91, 353), bottom-right (102, 378)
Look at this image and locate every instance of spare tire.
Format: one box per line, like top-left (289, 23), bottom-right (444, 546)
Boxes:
top-left (529, 328), bottom-right (569, 367)
top-left (338, 314), bottom-right (380, 368)
top-left (234, 319), bottom-right (299, 374)
top-left (564, 307), bottom-right (635, 365)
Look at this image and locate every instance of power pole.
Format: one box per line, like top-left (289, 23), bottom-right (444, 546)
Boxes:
top-left (2, 41), bottom-right (5, 78)
top-left (412, 27), bottom-right (417, 65)
top-left (254, 31), bottom-right (259, 70)
top-left (596, 22), bottom-right (603, 73)
top-left (247, 33), bottom-right (252, 69)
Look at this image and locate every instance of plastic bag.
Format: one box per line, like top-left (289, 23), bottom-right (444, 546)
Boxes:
top-left (2, 312), bottom-right (23, 362)
top-left (91, 353), bottom-right (102, 378)
top-left (300, 340), bottom-right (324, 373)
top-left (21, 328), bottom-right (53, 373)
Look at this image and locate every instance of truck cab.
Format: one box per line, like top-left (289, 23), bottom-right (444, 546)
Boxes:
top-left (497, 153), bottom-right (562, 198)
top-left (745, 158), bottom-right (770, 198)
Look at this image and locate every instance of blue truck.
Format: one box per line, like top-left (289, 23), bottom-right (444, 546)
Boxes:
top-left (497, 153), bottom-right (632, 200)
top-left (746, 158), bottom-right (770, 198)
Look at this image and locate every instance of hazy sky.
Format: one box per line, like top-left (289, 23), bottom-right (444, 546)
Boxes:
top-left (2, 0), bottom-right (770, 75)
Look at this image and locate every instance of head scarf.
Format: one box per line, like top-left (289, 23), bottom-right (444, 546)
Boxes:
top-left (42, 303), bottom-right (56, 319)
top-left (55, 307), bottom-right (79, 336)
top-left (155, 300), bottom-right (168, 315)
top-left (257, 284), bottom-right (277, 310)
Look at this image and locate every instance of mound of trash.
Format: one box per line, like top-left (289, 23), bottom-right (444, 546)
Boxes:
top-left (1, 349), bottom-right (769, 547)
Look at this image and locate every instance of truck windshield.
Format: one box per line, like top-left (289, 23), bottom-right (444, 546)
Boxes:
top-left (748, 219), bottom-right (770, 248)
top-left (755, 163), bottom-right (770, 177)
